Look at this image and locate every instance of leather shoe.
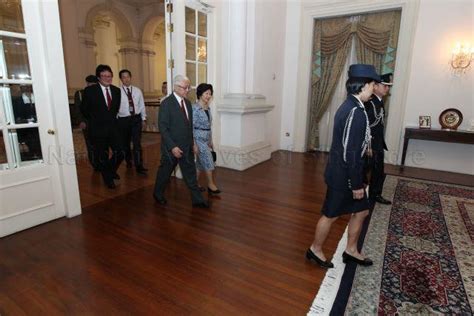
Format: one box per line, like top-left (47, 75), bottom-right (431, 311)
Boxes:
top-left (374, 195), bottom-right (391, 205)
top-left (306, 248), bottom-right (334, 268)
top-left (208, 187), bottom-right (221, 195)
top-left (153, 195), bottom-right (167, 205)
top-left (192, 201), bottom-right (209, 208)
top-left (136, 168), bottom-right (148, 175)
top-left (106, 182), bottom-right (116, 189)
top-left (198, 186), bottom-right (206, 192)
top-left (342, 251), bottom-right (373, 266)
top-left (112, 173), bottom-right (120, 180)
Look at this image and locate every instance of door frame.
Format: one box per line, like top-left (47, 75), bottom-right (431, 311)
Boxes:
top-left (164, 0), bottom-right (214, 90)
top-left (25, 0), bottom-right (81, 219)
top-left (0, 0), bottom-right (81, 237)
top-left (280, 0), bottom-right (420, 164)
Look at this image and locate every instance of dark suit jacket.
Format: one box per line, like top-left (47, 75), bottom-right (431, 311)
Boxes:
top-left (364, 95), bottom-right (388, 151)
top-left (324, 95), bottom-right (368, 191)
top-left (80, 84), bottom-right (121, 137)
top-left (158, 93), bottom-right (194, 153)
top-left (12, 95), bottom-right (36, 124)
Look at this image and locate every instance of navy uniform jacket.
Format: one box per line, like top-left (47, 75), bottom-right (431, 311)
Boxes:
top-left (325, 95), bottom-right (369, 191)
top-left (364, 95), bottom-right (387, 151)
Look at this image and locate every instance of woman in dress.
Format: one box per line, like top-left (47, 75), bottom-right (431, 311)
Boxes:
top-left (193, 83), bottom-right (220, 194)
top-left (306, 64), bottom-right (380, 268)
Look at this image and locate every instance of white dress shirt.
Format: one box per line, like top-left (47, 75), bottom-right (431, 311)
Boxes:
top-left (118, 85), bottom-right (146, 120)
top-left (99, 83), bottom-right (113, 108)
top-left (173, 92), bottom-right (189, 120)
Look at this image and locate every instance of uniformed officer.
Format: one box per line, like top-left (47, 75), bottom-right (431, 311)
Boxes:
top-left (364, 73), bottom-right (393, 204)
top-left (306, 64), bottom-right (380, 268)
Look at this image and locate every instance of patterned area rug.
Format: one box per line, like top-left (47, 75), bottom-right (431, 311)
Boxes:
top-left (342, 176), bottom-right (474, 315)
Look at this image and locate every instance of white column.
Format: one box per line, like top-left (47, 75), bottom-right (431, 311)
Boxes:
top-left (228, 1), bottom-right (247, 94)
top-left (118, 41), bottom-right (142, 88)
top-left (140, 44), bottom-right (157, 98)
top-left (216, 0), bottom-right (274, 171)
top-left (78, 31), bottom-right (97, 78)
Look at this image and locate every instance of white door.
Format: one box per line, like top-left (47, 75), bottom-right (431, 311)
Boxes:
top-left (164, 0), bottom-right (213, 101)
top-left (0, 0), bottom-right (80, 237)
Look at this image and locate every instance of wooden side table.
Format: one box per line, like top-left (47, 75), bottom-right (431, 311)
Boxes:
top-left (400, 127), bottom-right (474, 168)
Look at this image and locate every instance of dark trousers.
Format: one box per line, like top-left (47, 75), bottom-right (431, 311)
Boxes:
top-left (82, 128), bottom-right (97, 169)
top-left (118, 115), bottom-right (144, 169)
top-left (91, 128), bottom-right (124, 185)
top-left (367, 149), bottom-right (386, 197)
top-left (153, 147), bottom-right (205, 204)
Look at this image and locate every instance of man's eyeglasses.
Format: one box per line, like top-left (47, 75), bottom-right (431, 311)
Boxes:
top-left (176, 85), bottom-right (191, 91)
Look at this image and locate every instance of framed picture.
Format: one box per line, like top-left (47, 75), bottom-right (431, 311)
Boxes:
top-left (419, 115), bottom-right (431, 129)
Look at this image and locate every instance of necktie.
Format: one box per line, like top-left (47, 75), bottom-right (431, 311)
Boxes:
top-left (106, 88), bottom-right (112, 110)
top-left (127, 87), bottom-right (135, 115)
top-left (180, 99), bottom-right (189, 123)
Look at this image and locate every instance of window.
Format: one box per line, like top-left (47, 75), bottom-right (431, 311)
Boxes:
top-left (185, 7), bottom-right (208, 103)
top-left (0, 1), bottom-right (43, 170)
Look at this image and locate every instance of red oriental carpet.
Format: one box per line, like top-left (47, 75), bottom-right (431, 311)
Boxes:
top-left (329, 176), bottom-right (473, 315)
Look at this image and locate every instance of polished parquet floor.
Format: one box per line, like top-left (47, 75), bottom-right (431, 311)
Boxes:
top-left (0, 135), bottom-right (472, 315)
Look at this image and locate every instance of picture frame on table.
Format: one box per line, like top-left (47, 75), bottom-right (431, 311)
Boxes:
top-left (419, 115), bottom-right (431, 129)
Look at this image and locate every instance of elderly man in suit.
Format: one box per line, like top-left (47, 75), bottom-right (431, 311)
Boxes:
top-left (80, 64), bottom-right (123, 189)
top-left (153, 75), bottom-right (208, 208)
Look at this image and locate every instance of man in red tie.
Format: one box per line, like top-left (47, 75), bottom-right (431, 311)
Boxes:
top-left (153, 75), bottom-right (208, 208)
top-left (80, 64), bottom-right (123, 189)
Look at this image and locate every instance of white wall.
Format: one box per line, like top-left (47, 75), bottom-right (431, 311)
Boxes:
top-left (401, 0), bottom-right (474, 174)
top-left (253, 0), bottom-right (287, 152)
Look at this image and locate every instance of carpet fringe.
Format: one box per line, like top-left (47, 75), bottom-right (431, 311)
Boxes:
top-left (308, 226), bottom-right (348, 316)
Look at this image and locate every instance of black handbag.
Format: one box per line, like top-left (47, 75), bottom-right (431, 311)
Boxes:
top-left (211, 150), bottom-right (217, 162)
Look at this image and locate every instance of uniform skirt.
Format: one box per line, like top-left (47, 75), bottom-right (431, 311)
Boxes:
top-left (321, 187), bottom-right (370, 218)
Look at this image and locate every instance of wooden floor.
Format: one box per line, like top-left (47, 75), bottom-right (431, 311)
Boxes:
top-left (0, 138), bottom-right (472, 315)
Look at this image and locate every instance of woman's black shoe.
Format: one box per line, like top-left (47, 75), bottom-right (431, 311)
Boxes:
top-left (208, 187), bottom-right (221, 194)
top-left (198, 186), bottom-right (206, 192)
top-left (342, 251), bottom-right (373, 266)
top-left (306, 249), bottom-right (334, 268)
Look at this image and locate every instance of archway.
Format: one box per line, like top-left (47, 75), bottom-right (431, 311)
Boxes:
top-left (142, 16), bottom-right (167, 98)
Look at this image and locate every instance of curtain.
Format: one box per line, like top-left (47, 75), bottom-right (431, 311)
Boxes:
top-left (307, 10), bottom-right (401, 150)
top-left (355, 10), bottom-right (401, 115)
top-left (318, 37), bottom-right (357, 152)
top-left (307, 17), bottom-right (352, 151)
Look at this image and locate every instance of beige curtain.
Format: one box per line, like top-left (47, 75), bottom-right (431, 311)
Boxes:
top-left (307, 10), bottom-right (401, 150)
top-left (307, 17), bottom-right (352, 151)
top-left (356, 10), bottom-right (401, 114)
top-left (356, 11), bottom-right (401, 73)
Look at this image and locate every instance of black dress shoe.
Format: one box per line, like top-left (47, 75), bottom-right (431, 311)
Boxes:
top-left (374, 195), bottom-right (391, 205)
top-left (153, 195), bottom-right (167, 205)
top-left (136, 168), bottom-right (148, 175)
top-left (342, 251), bottom-right (373, 266)
top-left (106, 182), bottom-right (116, 189)
top-left (112, 173), bottom-right (120, 180)
top-left (305, 249), bottom-right (334, 268)
top-left (192, 201), bottom-right (209, 208)
top-left (208, 187), bottom-right (221, 194)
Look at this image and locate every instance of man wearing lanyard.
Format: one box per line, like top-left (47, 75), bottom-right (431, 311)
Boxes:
top-left (117, 69), bottom-right (148, 175)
